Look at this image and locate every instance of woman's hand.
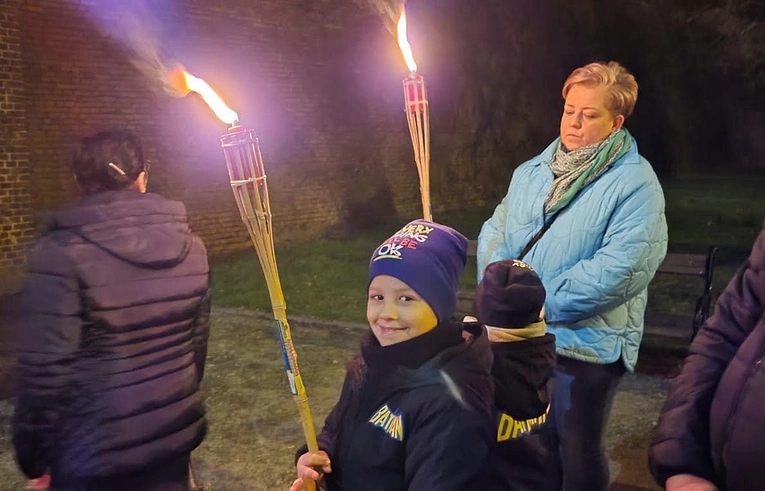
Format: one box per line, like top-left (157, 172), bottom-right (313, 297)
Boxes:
top-left (290, 451), bottom-right (331, 491)
top-left (665, 474), bottom-right (718, 491)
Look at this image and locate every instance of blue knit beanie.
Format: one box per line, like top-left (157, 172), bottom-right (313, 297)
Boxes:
top-left (368, 219), bottom-right (468, 323)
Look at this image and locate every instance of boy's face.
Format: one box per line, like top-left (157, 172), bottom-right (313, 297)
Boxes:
top-left (367, 275), bottom-right (438, 346)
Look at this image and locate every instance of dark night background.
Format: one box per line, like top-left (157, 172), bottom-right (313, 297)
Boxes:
top-left (401, 0), bottom-right (765, 194)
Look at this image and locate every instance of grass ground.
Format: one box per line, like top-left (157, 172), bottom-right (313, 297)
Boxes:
top-left (210, 175), bottom-right (765, 323)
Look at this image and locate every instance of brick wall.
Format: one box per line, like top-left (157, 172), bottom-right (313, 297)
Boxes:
top-left (2, 0), bottom-right (491, 286)
top-left (0, 0), bottom-right (32, 292)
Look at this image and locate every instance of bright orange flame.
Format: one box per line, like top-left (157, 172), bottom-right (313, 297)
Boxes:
top-left (396, 6), bottom-right (417, 73)
top-left (168, 65), bottom-right (239, 125)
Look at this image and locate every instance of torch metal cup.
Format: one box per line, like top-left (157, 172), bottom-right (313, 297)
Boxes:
top-left (220, 126), bottom-right (320, 478)
top-left (402, 72), bottom-right (431, 221)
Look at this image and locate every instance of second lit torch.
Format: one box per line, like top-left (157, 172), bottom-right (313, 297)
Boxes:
top-left (397, 6), bottom-right (431, 221)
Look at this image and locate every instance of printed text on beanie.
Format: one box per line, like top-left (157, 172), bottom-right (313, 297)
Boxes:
top-left (368, 220), bottom-right (468, 323)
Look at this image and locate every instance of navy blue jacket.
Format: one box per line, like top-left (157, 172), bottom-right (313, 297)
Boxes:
top-left (489, 332), bottom-right (557, 491)
top-left (12, 190), bottom-right (210, 484)
top-left (310, 321), bottom-right (495, 491)
top-left (649, 220), bottom-right (765, 491)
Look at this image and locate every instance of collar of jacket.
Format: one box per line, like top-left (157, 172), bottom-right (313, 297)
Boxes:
top-left (361, 320), bottom-right (464, 373)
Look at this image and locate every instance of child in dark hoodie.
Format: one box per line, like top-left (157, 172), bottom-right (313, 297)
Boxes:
top-left (469, 259), bottom-right (557, 491)
top-left (291, 220), bottom-right (495, 491)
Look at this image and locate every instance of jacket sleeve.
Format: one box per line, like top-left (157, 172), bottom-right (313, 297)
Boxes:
top-left (543, 178), bottom-right (667, 323)
top-left (295, 361), bottom-right (361, 462)
top-left (12, 242), bottom-right (83, 479)
top-left (405, 398), bottom-right (493, 490)
top-left (477, 185), bottom-right (512, 282)
top-left (649, 226), bottom-right (765, 486)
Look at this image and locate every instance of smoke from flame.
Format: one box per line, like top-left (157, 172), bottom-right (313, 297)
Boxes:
top-left (82, 0), bottom-right (183, 96)
top-left (351, 0), bottom-right (402, 34)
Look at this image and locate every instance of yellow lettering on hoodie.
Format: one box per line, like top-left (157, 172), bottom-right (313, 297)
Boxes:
top-left (369, 404), bottom-right (405, 441)
top-left (496, 404), bottom-right (551, 442)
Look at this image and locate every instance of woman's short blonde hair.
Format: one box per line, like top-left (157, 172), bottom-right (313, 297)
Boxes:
top-left (562, 61), bottom-right (638, 118)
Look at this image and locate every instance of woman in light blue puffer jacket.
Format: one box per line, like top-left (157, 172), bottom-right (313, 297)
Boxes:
top-left (477, 61), bottom-right (667, 491)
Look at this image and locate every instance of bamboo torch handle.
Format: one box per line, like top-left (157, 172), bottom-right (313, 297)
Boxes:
top-left (221, 128), bottom-right (319, 490)
top-left (274, 316), bottom-right (320, 491)
top-left (421, 189), bottom-right (432, 222)
top-left (294, 391), bottom-right (319, 452)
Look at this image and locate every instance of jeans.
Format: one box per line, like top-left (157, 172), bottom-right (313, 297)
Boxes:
top-left (543, 356), bottom-right (626, 491)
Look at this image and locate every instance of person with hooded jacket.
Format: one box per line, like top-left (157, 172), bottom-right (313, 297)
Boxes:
top-left (12, 130), bottom-right (210, 490)
top-left (290, 220), bottom-right (495, 491)
top-left (470, 259), bottom-right (557, 491)
top-left (649, 221), bottom-right (765, 491)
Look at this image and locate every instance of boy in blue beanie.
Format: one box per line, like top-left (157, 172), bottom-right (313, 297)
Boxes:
top-left (291, 219), bottom-right (495, 491)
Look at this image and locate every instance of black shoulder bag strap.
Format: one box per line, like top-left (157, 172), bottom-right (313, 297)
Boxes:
top-left (517, 209), bottom-right (563, 262)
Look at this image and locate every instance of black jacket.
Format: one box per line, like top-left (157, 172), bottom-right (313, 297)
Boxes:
top-left (488, 332), bottom-right (557, 491)
top-left (650, 222), bottom-right (765, 491)
top-left (310, 320), bottom-right (495, 491)
top-left (13, 190), bottom-right (210, 484)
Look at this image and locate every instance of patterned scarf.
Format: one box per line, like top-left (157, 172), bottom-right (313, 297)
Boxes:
top-left (544, 128), bottom-right (632, 214)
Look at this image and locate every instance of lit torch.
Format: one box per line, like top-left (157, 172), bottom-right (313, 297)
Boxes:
top-left (397, 5), bottom-right (431, 221)
top-left (168, 66), bottom-right (320, 490)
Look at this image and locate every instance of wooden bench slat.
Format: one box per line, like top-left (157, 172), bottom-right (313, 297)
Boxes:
top-left (644, 311), bottom-right (692, 330)
top-left (657, 254), bottom-right (707, 276)
top-left (657, 264), bottom-right (706, 276)
top-left (642, 323), bottom-right (690, 341)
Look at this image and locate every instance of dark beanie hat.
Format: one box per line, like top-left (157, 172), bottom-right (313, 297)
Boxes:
top-left (368, 219), bottom-right (468, 323)
top-left (475, 259), bottom-right (546, 328)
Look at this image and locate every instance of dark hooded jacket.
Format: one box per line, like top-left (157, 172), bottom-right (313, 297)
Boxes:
top-left (304, 320), bottom-right (495, 491)
top-left (12, 190), bottom-right (210, 486)
top-left (487, 332), bottom-right (557, 491)
top-left (649, 221), bottom-right (765, 491)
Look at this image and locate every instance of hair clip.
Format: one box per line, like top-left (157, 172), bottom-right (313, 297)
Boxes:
top-left (108, 162), bottom-right (127, 176)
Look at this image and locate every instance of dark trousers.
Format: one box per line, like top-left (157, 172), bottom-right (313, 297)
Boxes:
top-left (542, 356), bottom-right (625, 491)
top-left (51, 454), bottom-right (190, 491)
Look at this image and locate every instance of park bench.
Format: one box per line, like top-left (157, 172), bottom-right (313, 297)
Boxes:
top-left (457, 240), bottom-right (717, 343)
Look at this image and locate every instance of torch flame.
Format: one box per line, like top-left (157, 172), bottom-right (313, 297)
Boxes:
top-left (396, 6), bottom-right (418, 73)
top-left (167, 65), bottom-right (239, 125)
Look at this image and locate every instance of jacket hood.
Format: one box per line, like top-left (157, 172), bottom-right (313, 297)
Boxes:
top-left (49, 190), bottom-right (193, 268)
top-left (491, 333), bottom-right (556, 419)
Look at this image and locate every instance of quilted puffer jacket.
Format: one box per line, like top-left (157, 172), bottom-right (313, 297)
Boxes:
top-left (13, 190), bottom-right (210, 484)
top-left (650, 221), bottom-right (765, 491)
top-left (477, 138), bottom-right (667, 370)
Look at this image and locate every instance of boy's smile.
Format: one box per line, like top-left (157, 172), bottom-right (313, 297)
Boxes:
top-left (367, 275), bottom-right (438, 346)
